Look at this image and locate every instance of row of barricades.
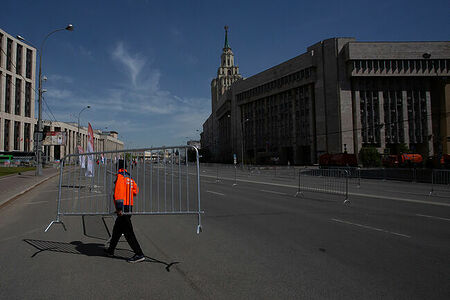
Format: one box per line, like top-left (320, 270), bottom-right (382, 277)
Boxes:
top-left (206, 163), bottom-right (449, 200)
top-left (295, 168), bottom-right (350, 203)
top-left (45, 146), bottom-right (204, 233)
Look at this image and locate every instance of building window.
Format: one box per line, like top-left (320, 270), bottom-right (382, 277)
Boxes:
top-left (25, 82), bottom-right (31, 117)
top-left (5, 75), bottom-right (12, 113)
top-left (24, 123), bottom-right (30, 152)
top-left (15, 78), bottom-right (22, 115)
top-left (14, 121), bottom-right (20, 150)
top-left (4, 120), bottom-right (10, 151)
top-left (16, 44), bottom-right (23, 75)
top-left (6, 38), bottom-right (12, 71)
top-left (26, 49), bottom-right (33, 79)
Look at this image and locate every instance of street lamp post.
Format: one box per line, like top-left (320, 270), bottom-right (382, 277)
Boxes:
top-left (18, 24), bottom-right (74, 176)
top-left (77, 105), bottom-right (91, 152)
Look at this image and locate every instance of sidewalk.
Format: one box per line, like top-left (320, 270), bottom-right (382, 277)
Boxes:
top-left (0, 167), bottom-right (60, 208)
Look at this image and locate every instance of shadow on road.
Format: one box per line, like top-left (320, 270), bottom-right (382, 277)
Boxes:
top-left (23, 239), bottom-right (179, 272)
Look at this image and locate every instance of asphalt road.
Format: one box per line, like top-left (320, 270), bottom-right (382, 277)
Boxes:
top-left (1, 167), bottom-right (450, 299)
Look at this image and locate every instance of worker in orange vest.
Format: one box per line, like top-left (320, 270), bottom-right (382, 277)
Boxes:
top-left (105, 159), bottom-right (145, 263)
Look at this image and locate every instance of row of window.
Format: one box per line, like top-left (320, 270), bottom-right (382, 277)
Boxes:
top-left (236, 67), bottom-right (313, 101)
top-left (352, 59), bottom-right (450, 74)
top-left (359, 89), bottom-right (430, 145)
top-left (0, 34), bottom-right (34, 79)
top-left (1, 73), bottom-right (32, 117)
top-left (1, 119), bottom-right (33, 152)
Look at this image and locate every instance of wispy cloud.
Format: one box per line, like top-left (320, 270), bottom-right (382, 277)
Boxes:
top-left (48, 74), bottom-right (73, 84)
top-left (112, 42), bottom-right (146, 87)
top-left (44, 41), bottom-right (210, 147)
top-left (46, 88), bottom-right (73, 99)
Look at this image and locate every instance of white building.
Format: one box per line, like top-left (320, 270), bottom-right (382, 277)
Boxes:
top-left (42, 120), bottom-right (124, 161)
top-left (0, 28), bottom-right (37, 154)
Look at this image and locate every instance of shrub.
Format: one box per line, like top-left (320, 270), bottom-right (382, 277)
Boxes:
top-left (359, 147), bottom-right (381, 167)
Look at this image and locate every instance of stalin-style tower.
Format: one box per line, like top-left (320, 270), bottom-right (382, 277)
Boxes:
top-left (211, 26), bottom-right (242, 111)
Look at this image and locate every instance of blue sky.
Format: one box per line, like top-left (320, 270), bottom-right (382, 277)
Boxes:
top-left (1, 0), bottom-right (449, 148)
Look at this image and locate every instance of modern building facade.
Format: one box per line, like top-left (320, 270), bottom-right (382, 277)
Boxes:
top-left (41, 120), bottom-right (124, 162)
top-left (0, 28), bottom-right (37, 154)
top-left (202, 30), bottom-right (450, 164)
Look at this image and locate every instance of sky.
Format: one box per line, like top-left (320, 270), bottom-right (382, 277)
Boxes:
top-left (1, 0), bottom-right (449, 148)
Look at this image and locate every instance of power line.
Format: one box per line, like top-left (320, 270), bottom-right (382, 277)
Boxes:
top-left (1, 47), bottom-right (61, 124)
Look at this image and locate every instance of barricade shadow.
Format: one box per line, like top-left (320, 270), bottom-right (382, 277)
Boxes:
top-left (23, 239), bottom-right (179, 272)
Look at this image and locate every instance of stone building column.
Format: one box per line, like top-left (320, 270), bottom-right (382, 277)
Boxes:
top-left (8, 120), bottom-right (13, 152)
top-left (402, 90), bottom-right (410, 146)
top-left (0, 118), bottom-right (4, 151)
top-left (19, 121), bottom-right (24, 151)
top-left (378, 90), bottom-right (386, 150)
top-left (308, 84), bottom-right (316, 164)
top-left (352, 86), bottom-right (363, 157)
top-left (425, 90), bottom-right (434, 156)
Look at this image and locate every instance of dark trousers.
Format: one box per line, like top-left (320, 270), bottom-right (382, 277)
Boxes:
top-left (108, 214), bottom-right (143, 256)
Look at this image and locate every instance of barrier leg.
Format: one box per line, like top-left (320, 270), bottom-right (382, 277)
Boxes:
top-left (45, 219), bottom-right (67, 232)
top-left (197, 213), bottom-right (202, 234)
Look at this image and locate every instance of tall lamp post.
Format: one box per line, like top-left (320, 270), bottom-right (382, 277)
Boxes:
top-left (18, 24), bottom-right (74, 176)
top-left (77, 105), bottom-right (91, 151)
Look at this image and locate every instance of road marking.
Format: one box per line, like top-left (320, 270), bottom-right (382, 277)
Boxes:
top-left (260, 189), bottom-right (287, 195)
top-left (206, 190), bottom-right (225, 196)
top-left (198, 173), bottom-right (450, 208)
top-left (25, 201), bottom-right (49, 205)
top-left (331, 218), bottom-right (411, 238)
top-left (416, 214), bottom-right (450, 222)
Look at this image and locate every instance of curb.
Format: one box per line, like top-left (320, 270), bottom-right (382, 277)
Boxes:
top-left (0, 172), bottom-right (59, 209)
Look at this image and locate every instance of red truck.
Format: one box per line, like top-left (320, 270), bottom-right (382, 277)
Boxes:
top-left (382, 153), bottom-right (423, 167)
top-left (319, 153), bottom-right (358, 167)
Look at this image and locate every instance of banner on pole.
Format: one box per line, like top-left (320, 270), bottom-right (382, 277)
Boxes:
top-left (85, 123), bottom-right (95, 177)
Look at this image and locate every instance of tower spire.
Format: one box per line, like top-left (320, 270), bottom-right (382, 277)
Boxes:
top-left (224, 25), bottom-right (230, 49)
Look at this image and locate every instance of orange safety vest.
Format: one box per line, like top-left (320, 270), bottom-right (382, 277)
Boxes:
top-left (114, 168), bottom-right (139, 207)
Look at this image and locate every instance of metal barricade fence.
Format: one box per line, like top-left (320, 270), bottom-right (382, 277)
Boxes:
top-left (295, 168), bottom-right (349, 203)
top-left (45, 145), bottom-right (204, 234)
top-left (430, 169), bottom-right (450, 197)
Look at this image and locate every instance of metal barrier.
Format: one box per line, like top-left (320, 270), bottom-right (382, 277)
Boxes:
top-left (429, 169), bottom-right (450, 196)
top-left (295, 168), bottom-right (349, 203)
top-left (45, 146), bottom-right (204, 233)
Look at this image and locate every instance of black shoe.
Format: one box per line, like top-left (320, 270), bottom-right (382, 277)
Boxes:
top-left (127, 254), bottom-right (145, 263)
top-left (104, 248), bottom-right (114, 257)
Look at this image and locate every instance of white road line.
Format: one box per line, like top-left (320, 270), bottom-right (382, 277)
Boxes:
top-left (198, 173), bottom-right (450, 208)
top-left (206, 190), bottom-right (225, 196)
top-left (25, 201), bottom-right (49, 205)
top-left (260, 189), bottom-right (287, 195)
top-left (331, 218), bottom-right (411, 238)
top-left (416, 214), bottom-right (450, 222)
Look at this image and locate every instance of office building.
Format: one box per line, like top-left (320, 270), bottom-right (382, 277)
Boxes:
top-left (202, 29), bottom-right (450, 164)
top-left (0, 28), bottom-right (37, 154)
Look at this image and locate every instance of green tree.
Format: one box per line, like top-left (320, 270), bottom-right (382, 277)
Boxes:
top-left (359, 147), bottom-right (381, 167)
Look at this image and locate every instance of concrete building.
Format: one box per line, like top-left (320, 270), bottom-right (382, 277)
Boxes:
top-left (202, 30), bottom-right (450, 164)
top-left (41, 120), bottom-right (124, 162)
top-left (0, 28), bottom-right (37, 154)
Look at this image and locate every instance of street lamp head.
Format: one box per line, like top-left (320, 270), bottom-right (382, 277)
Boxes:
top-left (16, 35), bottom-right (24, 41)
top-left (66, 24), bottom-right (74, 31)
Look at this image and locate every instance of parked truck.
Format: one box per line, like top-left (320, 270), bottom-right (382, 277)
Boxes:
top-left (319, 153), bottom-right (358, 167)
top-left (382, 153), bottom-right (423, 168)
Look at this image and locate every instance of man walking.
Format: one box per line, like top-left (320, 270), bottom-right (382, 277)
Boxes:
top-left (105, 159), bottom-right (145, 263)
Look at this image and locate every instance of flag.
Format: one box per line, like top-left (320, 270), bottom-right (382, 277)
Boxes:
top-left (85, 123), bottom-right (95, 177)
